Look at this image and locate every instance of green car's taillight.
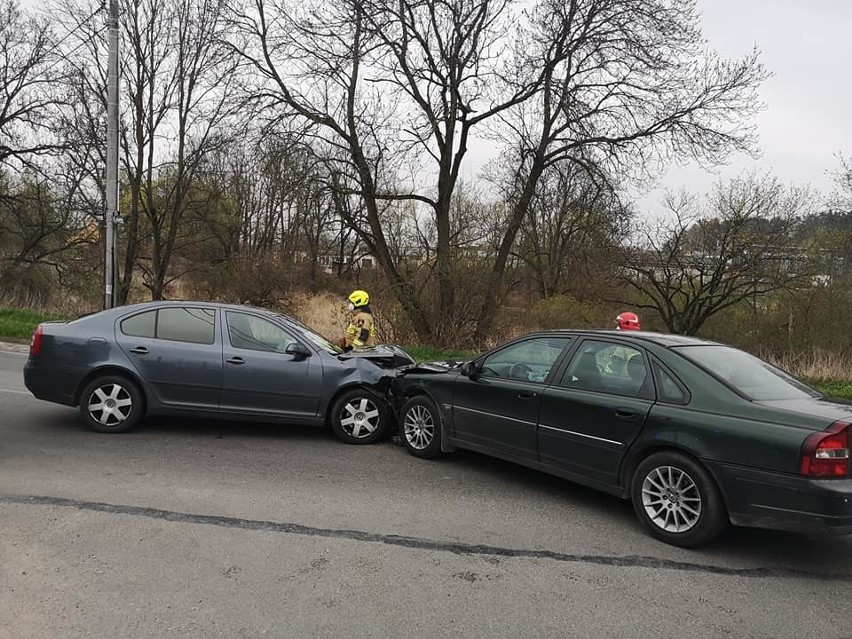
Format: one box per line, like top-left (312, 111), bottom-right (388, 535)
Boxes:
top-left (800, 421), bottom-right (850, 478)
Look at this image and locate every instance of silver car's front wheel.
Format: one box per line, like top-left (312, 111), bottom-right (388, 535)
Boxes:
top-left (329, 389), bottom-right (388, 445)
top-left (641, 465), bottom-right (702, 533)
top-left (339, 397), bottom-right (381, 439)
top-left (404, 404), bottom-right (435, 450)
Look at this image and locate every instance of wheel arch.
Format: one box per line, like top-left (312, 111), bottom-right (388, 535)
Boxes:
top-left (74, 365), bottom-right (148, 412)
top-left (397, 386), bottom-right (456, 453)
top-left (398, 385), bottom-right (441, 406)
top-left (323, 382), bottom-right (387, 426)
top-left (620, 443), bottom-right (730, 511)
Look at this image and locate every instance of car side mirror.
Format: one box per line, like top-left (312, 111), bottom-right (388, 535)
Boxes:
top-left (285, 343), bottom-right (311, 358)
top-left (460, 361), bottom-right (477, 378)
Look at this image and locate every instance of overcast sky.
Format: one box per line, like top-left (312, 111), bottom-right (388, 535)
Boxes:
top-left (637, 0), bottom-right (852, 215)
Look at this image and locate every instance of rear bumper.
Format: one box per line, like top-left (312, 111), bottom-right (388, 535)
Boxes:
top-left (23, 360), bottom-right (77, 406)
top-left (709, 462), bottom-right (852, 536)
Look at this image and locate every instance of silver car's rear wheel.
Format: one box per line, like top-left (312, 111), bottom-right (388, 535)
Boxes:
top-left (404, 404), bottom-right (435, 450)
top-left (79, 374), bottom-right (144, 433)
top-left (641, 466), bottom-right (702, 533)
top-left (88, 382), bottom-right (134, 427)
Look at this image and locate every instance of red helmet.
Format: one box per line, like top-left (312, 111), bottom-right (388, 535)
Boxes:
top-left (616, 311), bottom-right (640, 331)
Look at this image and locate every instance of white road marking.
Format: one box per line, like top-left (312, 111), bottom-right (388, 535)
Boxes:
top-left (0, 389), bottom-right (30, 396)
top-left (0, 350), bottom-right (28, 356)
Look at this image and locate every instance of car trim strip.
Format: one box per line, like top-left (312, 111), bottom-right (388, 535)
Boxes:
top-left (454, 405), bottom-right (537, 427)
top-left (539, 424), bottom-right (624, 447)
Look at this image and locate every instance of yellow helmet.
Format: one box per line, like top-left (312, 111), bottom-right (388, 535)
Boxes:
top-left (347, 289), bottom-right (370, 308)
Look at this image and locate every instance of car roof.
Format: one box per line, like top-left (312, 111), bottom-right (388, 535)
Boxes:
top-left (531, 329), bottom-right (721, 348)
top-left (110, 300), bottom-right (283, 319)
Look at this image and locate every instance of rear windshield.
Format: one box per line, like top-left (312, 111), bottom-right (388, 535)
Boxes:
top-left (674, 345), bottom-right (821, 401)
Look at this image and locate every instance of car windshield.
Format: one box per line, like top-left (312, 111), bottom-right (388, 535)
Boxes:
top-left (276, 314), bottom-right (342, 354)
top-left (674, 345), bottom-right (821, 401)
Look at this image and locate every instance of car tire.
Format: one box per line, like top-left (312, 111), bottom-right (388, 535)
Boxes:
top-left (630, 451), bottom-right (728, 548)
top-left (400, 395), bottom-right (442, 459)
top-left (330, 388), bottom-right (388, 445)
top-left (79, 374), bottom-right (145, 434)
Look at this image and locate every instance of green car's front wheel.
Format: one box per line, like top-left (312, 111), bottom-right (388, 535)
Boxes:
top-left (400, 395), bottom-right (443, 459)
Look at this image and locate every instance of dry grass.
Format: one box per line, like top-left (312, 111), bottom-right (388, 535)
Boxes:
top-left (761, 348), bottom-right (852, 383)
top-left (0, 291), bottom-right (99, 318)
top-left (288, 291), bottom-right (349, 341)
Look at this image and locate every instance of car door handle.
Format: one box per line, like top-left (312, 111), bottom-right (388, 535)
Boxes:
top-left (615, 408), bottom-right (636, 419)
top-left (129, 346), bottom-right (149, 355)
top-left (518, 391), bottom-right (538, 399)
top-left (226, 356), bottom-right (245, 365)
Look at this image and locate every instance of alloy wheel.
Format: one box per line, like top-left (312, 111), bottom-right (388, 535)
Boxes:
top-left (339, 397), bottom-right (381, 439)
top-left (87, 383), bottom-right (133, 427)
top-left (404, 405), bottom-right (435, 450)
top-left (641, 465), bottom-right (702, 533)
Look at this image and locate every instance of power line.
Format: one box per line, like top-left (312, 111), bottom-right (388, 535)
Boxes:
top-left (35, 4), bottom-right (109, 77)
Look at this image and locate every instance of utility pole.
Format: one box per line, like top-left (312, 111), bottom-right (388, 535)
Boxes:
top-left (104, 0), bottom-right (120, 309)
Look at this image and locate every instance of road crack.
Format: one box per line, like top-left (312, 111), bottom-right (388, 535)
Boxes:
top-left (2, 493), bottom-right (850, 582)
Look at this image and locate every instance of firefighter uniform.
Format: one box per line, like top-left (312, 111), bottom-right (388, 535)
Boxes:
top-left (344, 308), bottom-right (376, 349)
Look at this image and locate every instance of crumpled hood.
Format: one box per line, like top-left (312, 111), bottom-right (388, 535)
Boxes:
top-left (337, 344), bottom-right (416, 369)
top-left (398, 360), bottom-right (466, 375)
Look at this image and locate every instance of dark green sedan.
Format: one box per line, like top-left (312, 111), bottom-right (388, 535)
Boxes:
top-left (390, 331), bottom-right (852, 547)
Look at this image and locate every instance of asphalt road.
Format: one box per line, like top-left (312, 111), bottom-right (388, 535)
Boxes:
top-left (1, 349), bottom-right (851, 639)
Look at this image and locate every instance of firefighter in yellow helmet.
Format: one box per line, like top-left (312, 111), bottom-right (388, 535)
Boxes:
top-left (339, 289), bottom-right (376, 351)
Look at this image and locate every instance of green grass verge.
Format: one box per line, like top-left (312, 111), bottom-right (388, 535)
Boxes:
top-left (0, 308), bottom-right (67, 341)
top-left (403, 345), bottom-right (477, 363)
top-left (807, 379), bottom-right (852, 401)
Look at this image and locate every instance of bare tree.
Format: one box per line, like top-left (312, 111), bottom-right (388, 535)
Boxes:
top-left (227, 0), bottom-right (439, 337)
top-left (513, 161), bottom-right (629, 300)
top-left (0, 0), bottom-right (67, 170)
top-left (50, 0), bottom-right (170, 303)
top-left (54, 0), bottom-right (241, 301)
top-left (229, 0), bottom-right (768, 345)
top-left (828, 153), bottom-right (852, 214)
top-left (139, 0), bottom-right (239, 299)
top-left (0, 174), bottom-right (96, 291)
top-left (358, 0), bottom-right (541, 330)
top-left (227, 0), bottom-right (549, 342)
top-left (0, 0), bottom-right (97, 294)
top-left (471, 0), bottom-right (769, 343)
top-left (619, 174), bottom-right (811, 335)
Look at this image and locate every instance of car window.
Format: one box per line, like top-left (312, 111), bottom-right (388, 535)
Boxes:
top-left (156, 307), bottom-right (216, 345)
top-left (479, 337), bottom-right (570, 383)
top-left (277, 313), bottom-right (342, 354)
top-left (226, 312), bottom-right (298, 353)
top-left (120, 310), bottom-right (156, 338)
top-left (653, 361), bottom-right (688, 404)
top-left (560, 340), bottom-right (648, 397)
top-left (674, 345), bottom-right (820, 400)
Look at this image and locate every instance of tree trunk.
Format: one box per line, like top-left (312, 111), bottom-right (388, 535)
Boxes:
top-left (472, 163), bottom-right (544, 345)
